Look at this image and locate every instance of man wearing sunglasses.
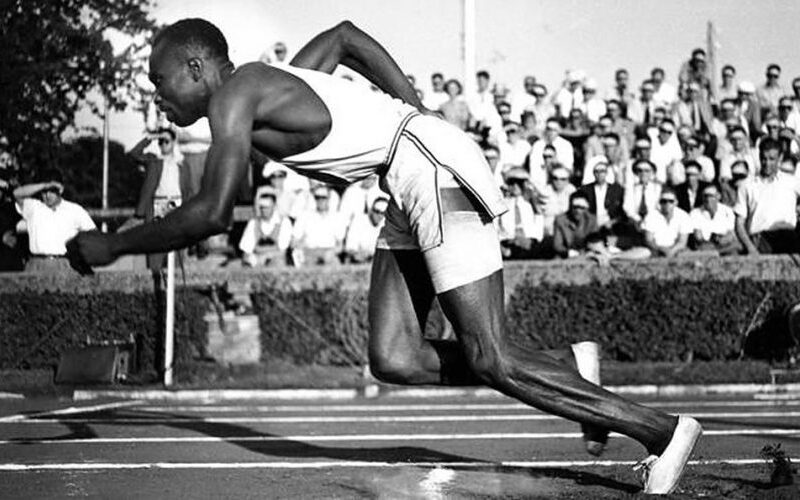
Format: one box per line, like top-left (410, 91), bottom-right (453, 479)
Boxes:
top-left (641, 187), bottom-right (691, 258)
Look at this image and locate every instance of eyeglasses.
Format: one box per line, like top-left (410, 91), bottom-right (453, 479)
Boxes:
top-left (780, 105), bottom-right (793, 110)
top-left (768, 73), bottom-right (780, 78)
top-left (721, 107), bottom-right (735, 113)
top-left (484, 155), bottom-right (499, 161)
top-left (158, 138), bottom-right (172, 145)
top-left (543, 154), bottom-right (555, 160)
top-left (723, 73), bottom-right (734, 78)
top-left (659, 128), bottom-right (674, 134)
top-left (571, 205), bottom-right (588, 210)
top-left (767, 124), bottom-right (780, 129)
top-left (552, 176), bottom-right (569, 181)
top-left (659, 198), bottom-right (676, 204)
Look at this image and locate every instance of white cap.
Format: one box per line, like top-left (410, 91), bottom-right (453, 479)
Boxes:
top-left (738, 81), bottom-right (756, 93)
top-left (584, 77), bottom-right (598, 90)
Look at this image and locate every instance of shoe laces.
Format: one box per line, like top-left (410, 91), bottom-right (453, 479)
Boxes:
top-left (633, 455), bottom-right (658, 486)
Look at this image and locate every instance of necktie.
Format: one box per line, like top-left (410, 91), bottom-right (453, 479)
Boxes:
top-left (514, 201), bottom-right (525, 238)
top-left (638, 185), bottom-right (648, 219)
top-left (644, 103), bottom-right (651, 125)
top-left (692, 103), bottom-right (700, 130)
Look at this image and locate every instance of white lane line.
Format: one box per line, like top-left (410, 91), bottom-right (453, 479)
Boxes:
top-left (9, 411), bottom-right (800, 424)
top-left (135, 400), bottom-right (800, 413)
top-left (1, 428), bottom-right (797, 445)
top-left (0, 401), bottom-right (142, 423)
top-left (0, 458), bottom-right (781, 472)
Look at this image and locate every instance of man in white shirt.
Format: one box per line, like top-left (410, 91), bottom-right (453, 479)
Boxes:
top-left (529, 118), bottom-right (574, 188)
top-left (689, 185), bottom-right (740, 255)
top-left (423, 72), bottom-right (449, 112)
top-left (510, 75), bottom-right (538, 121)
top-left (718, 126), bottom-right (758, 181)
top-left (342, 196), bottom-right (388, 263)
top-left (642, 187), bottom-right (691, 258)
top-left (552, 70), bottom-right (585, 121)
top-left (14, 168), bottom-right (96, 272)
top-left (498, 167), bottom-right (546, 259)
top-left (623, 159), bottom-right (662, 223)
top-left (291, 185), bottom-right (344, 266)
top-left (650, 67), bottom-right (677, 109)
top-left (239, 186), bottom-right (292, 267)
top-left (734, 138), bottom-right (800, 254)
top-left (649, 119), bottom-right (683, 185)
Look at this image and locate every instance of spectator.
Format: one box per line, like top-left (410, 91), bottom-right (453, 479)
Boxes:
top-left (777, 96), bottom-right (800, 135)
top-left (498, 167), bottom-right (547, 259)
top-left (717, 64), bottom-right (738, 103)
top-left (674, 161), bottom-right (709, 212)
top-left (689, 184), bottom-right (740, 255)
top-left (339, 174), bottom-right (384, 233)
top-left (711, 98), bottom-right (746, 156)
top-left (605, 99), bottom-right (635, 150)
top-left (127, 128), bottom-right (192, 270)
top-left (499, 122), bottom-right (530, 170)
top-left (642, 187), bottom-right (691, 258)
top-left (757, 114), bottom-right (799, 159)
top-left (756, 63), bottom-right (785, 117)
top-left (627, 80), bottom-right (658, 128)
top-left (483, 143), bottom-right (506, 188)
top-left (678, 48), bottom-right (712, 97)
top-left (673, 82), bottom-right (713, 136)
top-left (681, 135), bottom-right (715, 183)
top-left (529, 84), bottom-right (555, 137)
top-left (262, 161), bottom-right (312, 221)
top-left (341, 196), bottom-right (388, 263)
top-left (719, 125), bottom-right (758, 181)
top-left (651, 67), bottom-right (678, 109)
top-left (520, 111), bottom-right (539, 144)
top-left (239, 186), bottom-right (292, 267)
top-left (620, 136), bottom-right (654, 188)
top-left (734, 138), bottom-right (800, 254)
top-left (0, 175), bottom-right (24, 271)
top-left (528, 118), bottom-right (574, 188)
top-left (791, 76), bottom-right (800, 112)
top-left (423, 72), bottom-right (448, 111)
top-left (13, 168), bottom-right (96, 273)
top-left (606, 68), bottom-right (635, 117)
top-left (737, 81), bottom-right (763, 140)
top-left (467, 69), bottom-right (501, 132)
top-left (439, 78), bottom-right (472, 131)
top-left (260, 41), bottom-right (290, 66)
top-left (649, 119), bottom-right (683, 185)
top-left (541, 164), bottom-right (576, 234)
top-left (511, 75), bottom-right (538, 120)
top-left (581, 78), bottom-right (606, 122)
top-left (582, 133), bottom-right (626, 186)
top-left (623, 159), bottom-right (662, 223)
top-left (496, 100), bottom-right (513, 125)
top-left (175, 116), bottom-right (212, 258)
top-left (552, 69), bottom-right (585, 121)
top-left (560, 108), bottom-right (590, 171)
top-left (553, 192), bottom-right (598, 258)
top-left (583, 115), bottom-right (612, 162)
top-left (577, 160), bottom-right (625, 228)
top-left (719, 160), bottom-right (750, 207)
top-left (290, 185), bottom-right (343, 266)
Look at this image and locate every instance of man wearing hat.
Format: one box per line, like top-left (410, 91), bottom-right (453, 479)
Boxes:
top-left (552, 192), bottom-right (599, 258)
top-left (689, 184), bottom-right (740, 255)
top-left (737, 81), bottom-right (763, 139)
top-left (239, 185), bottom-right (292, 267)
top-left (498, 167), bottom-right (546, 259)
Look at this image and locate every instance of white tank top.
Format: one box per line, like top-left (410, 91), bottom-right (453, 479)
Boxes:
top-left (276, 66), bottom-right (417, 185)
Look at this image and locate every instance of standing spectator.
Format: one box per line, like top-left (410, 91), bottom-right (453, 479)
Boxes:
top-left (606, 68), bottom-right (635, 116)
top-left (651, 67), bottom-right (678, 109)
top-left (627, 80), bottom-right (658, 128)
top-left (642, 187), bottom-right (691, 258)
top-left (623, 159), bottom-right (662, 223)
top-left (716, 65), bottom-right (738, 103)
top-left (528, 118), bottom-right (574, 187)
top-left (553, 192), bottom-right (598, 258)
top-left (756, 64), bottom-right (785, 117)
top-left (734, 138), bottom-right (800, 254)
top-left (467, 69), bottom-right (500, 132)
top-left (290, 185), bottom-right (344, 266)
top-left (341, 196), bottom-right (388, 263)
top-left (719, 126), bottom-right (758, 181)
top-left (689, 184), bottom-right (740, 255)
top-left (674, 161), bottom-right (709, 213)
top-left (439, 78), bottom-right (472, 131)
top-left (577, 160), bottom-right (625, 228)
top-left (423, 72), bottom-right (448, 111)
top-left (737, 81), bottom-right (763, 140)
top-left (239, 186), bottom-right (292, 267)
top-left (13, 168), bottom-right (95, 273)
top-left (0, 176), bottom-right (24, 271)
top-left (498, 167), bottom-right (547, 259)
top-left (581, 78), bottom-right (606, 123)
top-left (552, 70), bottom-right (585, 121)
top-left (541, 164), bottom-right (576, 234)
top-left (511, 75), bottom-right (538, 120)
top-left (127, 128), bottom-right (192, 270)
top-left (678, 48), bottom-right (712, 97)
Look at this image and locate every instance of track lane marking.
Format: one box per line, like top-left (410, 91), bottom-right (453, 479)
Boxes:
top-left (1, 428), bottom-right (797, 445)
top-left (0, 458), bottom-right (781, 472)
top-left (0, 401), bottom-right (142, 423)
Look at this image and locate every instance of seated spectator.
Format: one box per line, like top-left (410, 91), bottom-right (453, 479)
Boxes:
top-left (606, 68), bottom-right (636, 117)
top-left (642, 187), bottom-right (691, 258)
top-left (672, 81), bottom-right (713, 137)
top-left (498, 167), bottom-right (548, 259)
top-left (581, 78), bottom-right (606, 122)
top-left (520, 111), bottom-right (539, 144)
top-left (651, 67), bottom-right (678, 109)
top-left (528, 84), bottom-right (555, 137)
top-left (648, 119), bottom-right (682, 185)
top-left (737, 81), bottom-right (763, 140)
top-left (239, 186), bottom-right (292, 267)
top-left (339, 174), bottom-right (384, 231)
top-left (623, 159), bottom-right (662, 223)
top-left (606, 99), bottom-right (635, 150)
top-left (757, 114), bottom-right (800, 159)
top-left (678, 48), bottom-right (712, 97)
top-left (583, 117), bottom-right (611, 163)
top-left (482, 144), bottom-right (506, 189)
top-left (529, 118), bottom-right (574, 185)
top-left (262, 161), bottom-right (311, 221)
top-left (734, 138), bottom-right (800, 254)
top-left (719, 160), bottom-right (750, 207)
top-left (552, 70), bottom-right (585, 121)
top-left (756, 63), bottom-right (785, 117)
top-left (681, 135), bottom-right (715, 183)
top-left (582, 132), bottom-right (627, 185)
top-left (290, 185), bottom-right (344, 266)
top-left (627, 79), bottom-right (658, 127)
top-left (689, 185), bottom-right (740, 255)
top-left (777, 96), bottom-right (800, 135)
top-left (620, 136), bottom-right (654, 188)
top-left (675, 161), bottom-right (710, 213)
top-left (716, 64), bottom-right (738, 103)
top-left (439, 78), bottom-right (472, 131)
top-left (499, 122), bottom-right (530, 170)
top-left (553, 192), bottom-right (599, 258)
top-left (13, 168), bottom-right (96, 273)
top-left (719, 126), bottom-right (758, 181)
top-left (510, 75), bottom-right (538, 121)
top-left (560, 108), bottom-right (591, 171)
top-left (578, 160), bottom-right (625, 228)
top-left (341, 196), bottom-right (388, 263)
top-left (710, 98), bottom-right (745, 155)
top-left (423, 72), bottom-right (448, 111)
top-left (541, 164), bottom-right (576, 234)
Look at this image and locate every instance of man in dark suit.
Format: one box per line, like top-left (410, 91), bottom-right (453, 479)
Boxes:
top-left (674, 161), bottom-right (710, 213)
top-left (577, 160), bottom-right (625, 228)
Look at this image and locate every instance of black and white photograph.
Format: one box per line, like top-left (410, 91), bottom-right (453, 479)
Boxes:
top-left (1, 0), bottom-right (799, 498)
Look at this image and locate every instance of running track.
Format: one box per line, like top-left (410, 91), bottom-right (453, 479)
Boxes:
top-left (0, 393), bottom-right (798, 499)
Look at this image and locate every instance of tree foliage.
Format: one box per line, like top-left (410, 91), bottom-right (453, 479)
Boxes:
top-left (0, 0), bottom-right (159, 172)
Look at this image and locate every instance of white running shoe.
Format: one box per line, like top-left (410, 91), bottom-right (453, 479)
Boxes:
top-left (571, 341), bottom-right (607, 456)
top-left (634, 415), bottom-right (703, 494)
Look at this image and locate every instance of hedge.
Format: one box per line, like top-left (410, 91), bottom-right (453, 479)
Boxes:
top-left (1, 256), bottom-right (799, 382)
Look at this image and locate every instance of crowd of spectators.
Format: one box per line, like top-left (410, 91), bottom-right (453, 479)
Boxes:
top-left (4, 43), bottom-right (800, 272)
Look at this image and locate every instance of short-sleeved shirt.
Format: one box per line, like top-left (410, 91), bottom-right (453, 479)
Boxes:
top-left (17, 198), bottom-right (96, 255)
top-left (642, 208), bottom-right (692, 247)
top-left (733, 173), bottom-right (800, 234)
top-left (690, 204), bottom-right (736, 240)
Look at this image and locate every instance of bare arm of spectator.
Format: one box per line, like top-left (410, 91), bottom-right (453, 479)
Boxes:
top-left (552, 218), bottom-right (569, 258)
top-left (128, 137), bottom-right (156, 164)
top-left (663, 232), bottom-right (688, 258)
top-left (644, 231), bottom-right (662, 256)
top-left (13, 181), bottom-right (62, 203)
top-left (735, 215), bottom-right (758, 254)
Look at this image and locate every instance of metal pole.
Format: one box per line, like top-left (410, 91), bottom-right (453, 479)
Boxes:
top-left (462, 0), bottom-right (476, 97)
top-left (706, 21), bottom-right (717, 101)
top-left (163, 251), bottom-right (175, 387)
top-left (101, 97), bottom-right (110, 233)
